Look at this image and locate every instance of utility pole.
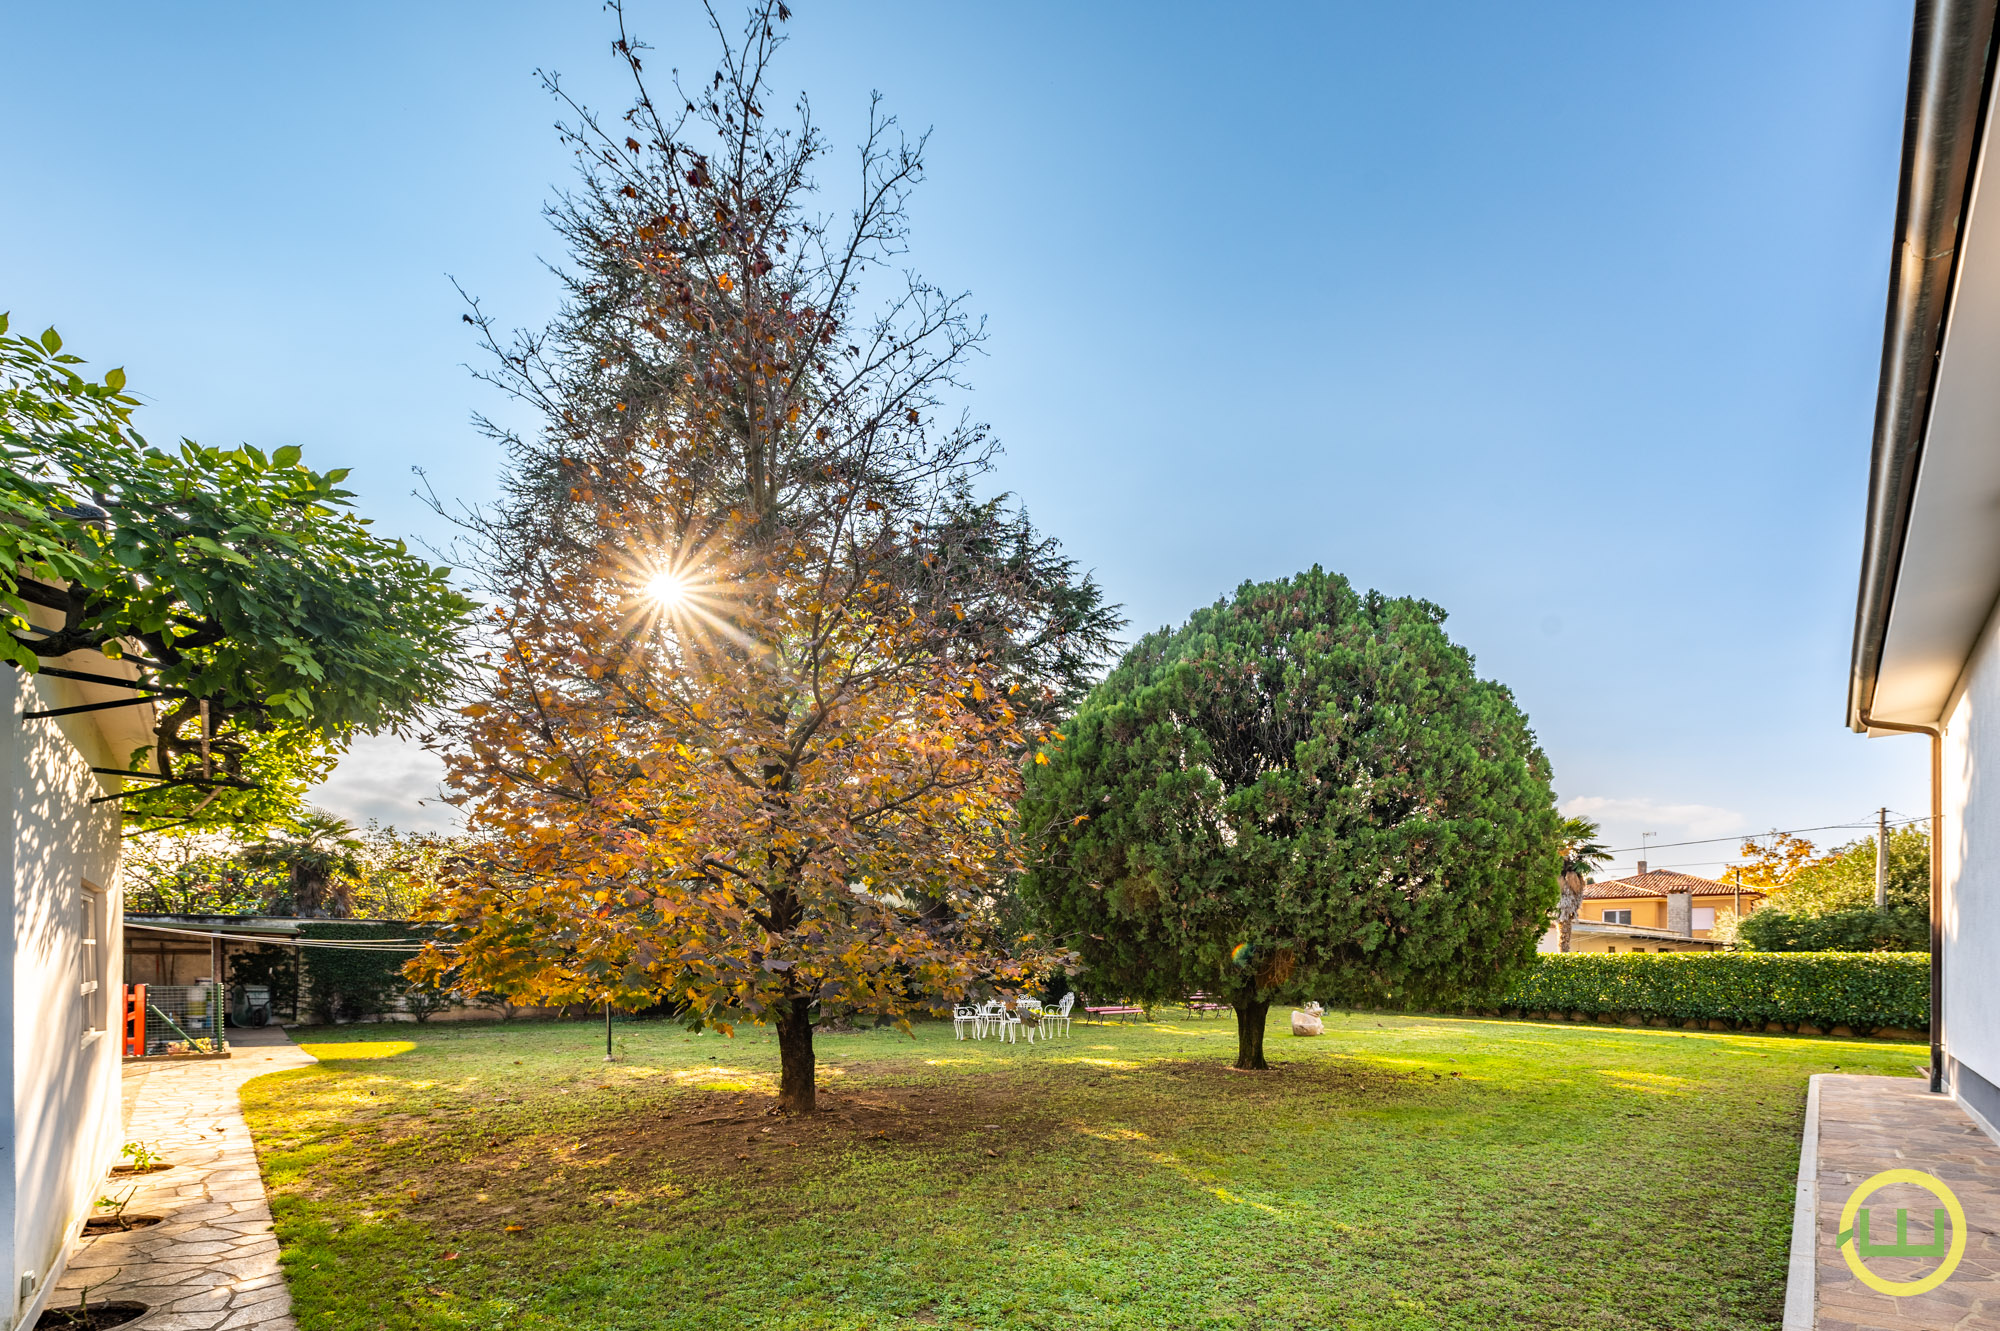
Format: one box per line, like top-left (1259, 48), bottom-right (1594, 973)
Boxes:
top-left (1876, 806), bottom-right (1889, 910)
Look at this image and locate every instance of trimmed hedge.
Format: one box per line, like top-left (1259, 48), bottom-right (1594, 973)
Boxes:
top-left (1499, 952), bottom-right (1929, 1033)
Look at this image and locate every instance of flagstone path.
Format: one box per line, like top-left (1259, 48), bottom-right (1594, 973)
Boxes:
top-left (54, 1026), bottom-right (315, 1330)
top-left (1793, 1073), bottom-right (2000, 1330)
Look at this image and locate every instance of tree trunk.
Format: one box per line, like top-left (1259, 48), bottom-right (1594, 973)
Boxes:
top-left (1556, 869), bottom-right (1584, 953)
top-left (1232, 999), bottom-right (1271, 1070)
top-left (775, 995), bottom-right (816, 1113)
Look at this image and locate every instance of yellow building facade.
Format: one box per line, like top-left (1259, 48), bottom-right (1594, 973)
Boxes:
top-left (1542, 868), bottom-right (1769, 954)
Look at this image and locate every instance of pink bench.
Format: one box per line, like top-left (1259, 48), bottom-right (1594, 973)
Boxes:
top-left (1084, 1004), bottom-right (1145, 1023)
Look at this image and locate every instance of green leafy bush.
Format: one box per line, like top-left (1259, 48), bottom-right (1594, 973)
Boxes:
top-left (1737, 907), bottom-right (1928, 954)
top-left (1499, 952), bottom-right (1928, 1031)
top-left (1739, 826), bottom-right (1930, 952)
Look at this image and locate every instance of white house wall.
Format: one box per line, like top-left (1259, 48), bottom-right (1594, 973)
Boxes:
top-left (1, 666), bottom-right (126, 1329)
top-left (1943, 603), bottom-right (2000, 1131)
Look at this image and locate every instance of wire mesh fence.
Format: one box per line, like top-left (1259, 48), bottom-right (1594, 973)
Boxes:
top-left (125, 982), bottom-right (226, 1056)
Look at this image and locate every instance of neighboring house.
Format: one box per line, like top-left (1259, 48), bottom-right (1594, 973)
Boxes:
top-left (2, 649), bottom-right (149, 1329)
top-left (1847, 0), bottom-right (2000, 1137)
top-left (1538, 865), bottom-right (1767, 954)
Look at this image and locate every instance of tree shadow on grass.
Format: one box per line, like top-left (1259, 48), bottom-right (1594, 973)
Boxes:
top-left (287, 1052), bottom-right (1445, 1238)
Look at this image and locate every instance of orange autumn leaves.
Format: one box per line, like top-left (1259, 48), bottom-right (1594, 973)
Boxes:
top-left (408, 2), bottom-right (1092, 1112)
top-left (415, 500), bottom-right (1039, 1036)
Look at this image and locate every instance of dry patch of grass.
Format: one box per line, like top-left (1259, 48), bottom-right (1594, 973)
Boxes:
top-left (344, 1079), bottom-right (1073, 1226)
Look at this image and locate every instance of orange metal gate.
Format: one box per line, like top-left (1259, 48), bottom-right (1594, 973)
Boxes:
top-left (122, 983), bottom-right (147, 1058)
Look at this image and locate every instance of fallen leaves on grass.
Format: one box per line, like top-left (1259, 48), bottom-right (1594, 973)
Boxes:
top-left (245, 1017), bottom-right (1921, 1331)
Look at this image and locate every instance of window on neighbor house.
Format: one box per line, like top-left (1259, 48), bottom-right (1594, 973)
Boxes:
top-left (1602, 909), bottom-right (1633, 925)
top-left (78, 881), bottom-right (107, 1039)
top-left (1692, 907), bottom-right (1716, 931)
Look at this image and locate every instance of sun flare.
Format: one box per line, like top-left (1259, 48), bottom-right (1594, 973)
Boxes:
top-left (643, 570), bottom-right (689, 609)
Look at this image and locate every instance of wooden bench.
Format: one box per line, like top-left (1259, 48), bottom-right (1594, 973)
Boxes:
top-left (1182, 993), bottom-right (1229, 1018)
top-left (1083, 1004), bottom-right (1145, 1024)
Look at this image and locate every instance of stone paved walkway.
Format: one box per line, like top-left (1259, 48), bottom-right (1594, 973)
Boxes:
top-left (55, 1027), bottom-right (316, 1330)
top-left (1806, 1074), bottom-right (2000, 1330)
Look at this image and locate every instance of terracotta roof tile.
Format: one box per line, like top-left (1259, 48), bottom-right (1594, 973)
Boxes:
top-left (1582, 869), bottom-right (1767, 900)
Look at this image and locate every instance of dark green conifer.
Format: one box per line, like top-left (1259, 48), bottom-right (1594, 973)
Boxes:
top-left (1021, 567), bottom-right (1561, 1069)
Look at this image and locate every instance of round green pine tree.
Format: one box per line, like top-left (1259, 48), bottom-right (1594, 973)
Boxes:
top-left (1019, 568), bottom-right (1561, 1069)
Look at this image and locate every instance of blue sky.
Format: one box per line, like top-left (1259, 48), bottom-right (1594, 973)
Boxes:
top-left (2, 2), bottom-right (1927, 873)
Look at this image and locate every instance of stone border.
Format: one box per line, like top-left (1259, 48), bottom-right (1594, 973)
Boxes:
top-left (1781, 1073), bottom-right (1822, 1331)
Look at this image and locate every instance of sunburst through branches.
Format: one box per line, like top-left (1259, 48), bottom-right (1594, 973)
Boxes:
top-left (643, 569), bottom-right (688, 610)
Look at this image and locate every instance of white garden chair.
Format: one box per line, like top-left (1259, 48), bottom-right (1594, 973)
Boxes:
top-left (989, 1004), bottom-right (1022, 1044)
top-left (952, 1005), bottom-right (980, 1039)
top-left (976, 1000), bottom-right (1006, 1039)
top-left (1044, 992), bottom-right (1074, 1038)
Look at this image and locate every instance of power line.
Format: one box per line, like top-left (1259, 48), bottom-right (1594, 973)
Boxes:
top-left (124, 922), bottom-right (426, 952)
top-left (1599, 858), bottom-right (1758, 873)
top-left (1602, 814), bottom-right (1930, 856)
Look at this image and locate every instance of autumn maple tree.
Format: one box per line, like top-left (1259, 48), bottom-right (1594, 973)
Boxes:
top-left (1727, 831), bottom-right (1821, 890)
top-left (415, 1), bottom-right (1115, 1112)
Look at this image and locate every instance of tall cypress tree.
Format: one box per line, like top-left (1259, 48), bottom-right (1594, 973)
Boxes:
top-left (1020, 567), bottom-right (1560, 1069)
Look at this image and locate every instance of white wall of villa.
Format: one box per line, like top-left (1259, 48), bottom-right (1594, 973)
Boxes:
top-left (1942, 606), bottom-right (2000, 1136)
top-left (1, 663), bottom-right (133, 1329)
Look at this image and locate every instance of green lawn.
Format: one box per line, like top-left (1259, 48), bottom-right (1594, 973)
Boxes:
top-left (239, 1011), bottom-right (1917, 1331)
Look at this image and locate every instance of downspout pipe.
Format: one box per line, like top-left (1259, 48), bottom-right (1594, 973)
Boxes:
top-left (1862, 713), bottom-right (1945, 1095)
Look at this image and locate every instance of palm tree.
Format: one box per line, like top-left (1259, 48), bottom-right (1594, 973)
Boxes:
top-left (244, 810), bottom-right (365, 918)
top-left (1555, 816), bottom-right (1613, 953)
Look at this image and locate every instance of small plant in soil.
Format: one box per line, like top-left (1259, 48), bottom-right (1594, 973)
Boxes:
top-left (111, 1142), bottom-right (167, 1174)
top-left (94, 1188), bottom-right (136, 1223)
top-left (81, 1188), bottom-right (158, 1235)
top-left (34, 1284), bottom-right (148, 1329)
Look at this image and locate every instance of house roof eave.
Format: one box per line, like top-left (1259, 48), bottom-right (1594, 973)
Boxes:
top-left (1851, 0), bottom-right (2000, 733)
